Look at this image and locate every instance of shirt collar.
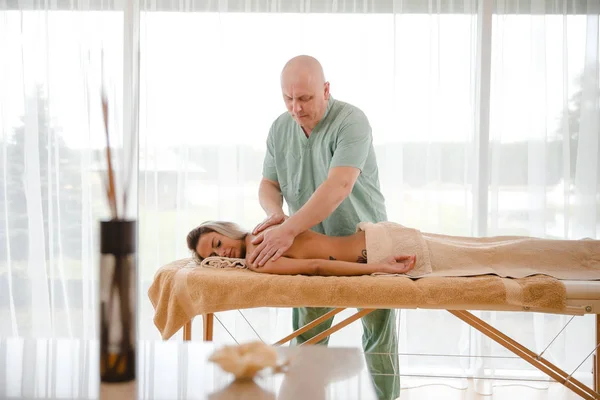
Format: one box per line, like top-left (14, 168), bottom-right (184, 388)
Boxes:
top-left (322, 95), bottom-right (334, 121)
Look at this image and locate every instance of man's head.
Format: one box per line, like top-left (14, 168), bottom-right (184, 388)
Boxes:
top-left (280, 55), bottom-right (330, 133)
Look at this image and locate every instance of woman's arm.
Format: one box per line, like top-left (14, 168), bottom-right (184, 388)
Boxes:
top-left (248, 255), bottom-right (415, 276)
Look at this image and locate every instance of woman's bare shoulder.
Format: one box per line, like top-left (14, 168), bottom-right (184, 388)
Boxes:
top-left (243, 225), bottom-right (277, 260)
top-left (244, 234), bottom-right (258, 263)
top-left (244, 227), bottom-right (311, 262)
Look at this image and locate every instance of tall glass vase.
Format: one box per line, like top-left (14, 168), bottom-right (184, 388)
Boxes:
top-left (99, 219), bottom-right (137, 386)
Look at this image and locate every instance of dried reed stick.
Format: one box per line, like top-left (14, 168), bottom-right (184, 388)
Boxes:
top-left (101, 89), bottom-right (118, 220)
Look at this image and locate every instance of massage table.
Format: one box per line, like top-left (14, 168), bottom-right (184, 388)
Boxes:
top-left (149, 258), bottom-right (600, 400)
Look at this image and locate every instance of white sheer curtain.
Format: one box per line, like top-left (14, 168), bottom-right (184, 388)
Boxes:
top-left (0, 0), bottom-right (142, 394)
top-left (1, 0), bottom-right (599, 397)
top-left (0, 2), bottom-right (128, 398)
top-left (0, 1), bottom-right (128, 339)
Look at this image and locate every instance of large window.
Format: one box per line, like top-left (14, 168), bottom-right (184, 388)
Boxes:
top-left (489, 13), bottom-right (600, 239)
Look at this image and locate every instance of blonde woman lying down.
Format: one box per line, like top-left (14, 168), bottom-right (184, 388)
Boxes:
top-left (186, 221), bottom-right (417, 276)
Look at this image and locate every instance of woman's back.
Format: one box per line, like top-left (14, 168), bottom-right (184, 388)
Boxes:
top-left (245, 227), bottom-right (367, 263)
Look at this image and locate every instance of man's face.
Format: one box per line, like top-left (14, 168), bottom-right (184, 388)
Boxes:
top-left (281, 79), bottom-right (330, 131)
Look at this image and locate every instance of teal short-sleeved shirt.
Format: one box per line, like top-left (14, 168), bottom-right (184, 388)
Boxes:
top-left (262, 96), bottom-right (387, 236)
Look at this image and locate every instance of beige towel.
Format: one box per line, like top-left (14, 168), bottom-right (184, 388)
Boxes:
top-left (358, 222), bottom-right (433, 276)
top-left (148, 258), bottom-right (568, 340)
top-left (358, 222), bottom-right (600, 280)
top-left (200, 256), bottom-right (247, 269)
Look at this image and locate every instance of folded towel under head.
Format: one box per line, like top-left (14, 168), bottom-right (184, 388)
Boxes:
top-left (194, 256), bottom-right (247, 269)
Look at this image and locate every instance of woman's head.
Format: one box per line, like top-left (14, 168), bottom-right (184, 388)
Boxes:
top-left (187, 221), bottom-right (248, 261)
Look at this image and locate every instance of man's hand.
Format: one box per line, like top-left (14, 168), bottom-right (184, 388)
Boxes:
top-left (248, 224), bottom-right (295, 267)
top-left (252, 212), bottom-right (287, 236)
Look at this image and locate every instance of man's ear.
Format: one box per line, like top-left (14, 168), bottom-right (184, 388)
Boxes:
top-left (324, 81), bottom-right (330, 100)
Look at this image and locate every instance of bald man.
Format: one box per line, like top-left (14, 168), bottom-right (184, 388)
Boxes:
top-left (249, 55), bottom-right (400, 400)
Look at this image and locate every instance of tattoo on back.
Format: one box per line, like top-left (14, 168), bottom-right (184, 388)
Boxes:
top-left (329, 256), bottom-right (336, 260)
top-left (357, 249), bottom-right (367, 263)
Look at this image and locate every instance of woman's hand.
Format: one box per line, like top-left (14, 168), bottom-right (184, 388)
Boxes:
top-left (378, 254), bottom-right (417, 274)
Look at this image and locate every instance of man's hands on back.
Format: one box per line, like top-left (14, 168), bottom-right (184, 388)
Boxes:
top-left (249, 212), bottom-right (292, 266)
top-left (251, 178), bottom-right (294, 266)
top-left (252, 212), bottom-right (287, 236)
top-left (249, 218), bottom-right (295, 266)
top-left (251, 167), bottom-right (360, 267)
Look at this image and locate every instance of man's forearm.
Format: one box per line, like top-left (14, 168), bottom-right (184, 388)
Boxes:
top-left (282, 178), bottom-right (350, 236)
top-left (258, 179), bottom-right (284, 216)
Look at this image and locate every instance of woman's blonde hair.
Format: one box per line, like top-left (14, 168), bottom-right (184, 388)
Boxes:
top-left (186, 221), bottom-right (247, 261)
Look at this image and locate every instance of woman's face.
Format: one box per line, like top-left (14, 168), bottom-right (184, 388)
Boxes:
top-left (196, 231), bottom-right (245, 259)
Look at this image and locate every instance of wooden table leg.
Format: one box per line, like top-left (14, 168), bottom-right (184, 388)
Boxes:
top-left (183, 319), bottom-right (192, 341)
top-left (302, 309), bottom-right (374, 346)
top-left (449, 310), bottom-right (598, 400)
top-left (273, 308), bottom-right (345, 346)
top-left (203, 313), bottom-right (214, 342)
